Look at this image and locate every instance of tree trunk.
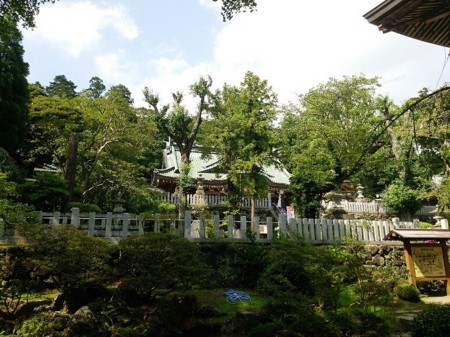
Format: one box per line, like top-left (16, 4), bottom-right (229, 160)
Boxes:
top-left (65, 132), bottom-right (78, 203)
top-left (251, 196), bottom-right (256, 233)
top-left (178, 151), bottom-right (191, 235)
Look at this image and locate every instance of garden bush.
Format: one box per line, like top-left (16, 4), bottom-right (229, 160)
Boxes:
top-left (412, 305), bottom-right (450, 337)
top-left (394, 283), bottom-right (420, 302)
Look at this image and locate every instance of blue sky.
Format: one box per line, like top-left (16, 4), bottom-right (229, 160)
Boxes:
top-left (22, 0), bottom-right (450, 108)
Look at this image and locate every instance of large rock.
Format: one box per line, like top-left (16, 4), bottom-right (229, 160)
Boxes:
top-left (66, 305), bottom-right (109, 337)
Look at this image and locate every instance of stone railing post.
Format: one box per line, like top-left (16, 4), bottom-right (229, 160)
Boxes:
top-left (155, 213), bottom-right (160, 233)
top-left (52, 211), bottom-right (61, 224)
top-left (105, 212), bottom-right (112, 238)
top-left (253, 216), bottom-right (260, 238)
top-left (122, 213), bottom-right (130, 237)
top-left (138, 217), bottom-right (144, 235)
top-left (227, 215), bottom-right (234, 239)
top-left (184, 211), bottom-right (192, 239)
top-left (279, 213), bottom-right (287, 235)
top-left (71, 207), bottom-right (80, 228)
top-left (88, 212), bottom-right (96, 236)
top-left (266, 217), bottom-right (273, 240)
top-left (214, 213), bottom-right (220, 238)
top-left (240, 216), bottom-right (247, 237)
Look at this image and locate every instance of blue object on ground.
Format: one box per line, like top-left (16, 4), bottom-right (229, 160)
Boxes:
top-left (224, 289), bottom-right (251, 304)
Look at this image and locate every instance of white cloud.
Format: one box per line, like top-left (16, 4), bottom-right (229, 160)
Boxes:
top-left (209, 0), bottom-right (448, 104)
top-left (23, 1), bottom-right (138, 57)
top-left (211, 0), bottom-right (388, 103)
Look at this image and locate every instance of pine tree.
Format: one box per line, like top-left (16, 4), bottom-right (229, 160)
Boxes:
top-left (0, 16), bottom-right (29, 157)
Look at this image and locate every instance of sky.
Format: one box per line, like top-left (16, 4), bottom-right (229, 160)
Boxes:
top-left (21, 0), bottom-right (450, 109)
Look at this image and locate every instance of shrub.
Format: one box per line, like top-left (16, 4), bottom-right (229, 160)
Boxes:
top-left (117, 233), bottom-right (213, 302)
top-left (330, 308), bottom-right (390, 337)
top-left (16, 224), bottom-right (113, 296)
top-left (411, 305), bottom-right (450, 337)
top-left (394, 283), bottom-right (420, 302)
top-left (382, 180), bottom-right (422, 216)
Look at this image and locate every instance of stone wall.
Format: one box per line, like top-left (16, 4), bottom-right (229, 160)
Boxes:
top-left (364, 244), bottom-right (406, 268)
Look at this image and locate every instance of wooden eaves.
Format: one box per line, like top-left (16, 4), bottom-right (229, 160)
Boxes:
top-left (384, 228), bottom-right (450, 241)
top-left (363, 0), bottom-right (450, 48)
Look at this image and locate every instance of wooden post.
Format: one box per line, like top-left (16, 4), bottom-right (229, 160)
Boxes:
top-left (403, 241), bottom-right (416, 286)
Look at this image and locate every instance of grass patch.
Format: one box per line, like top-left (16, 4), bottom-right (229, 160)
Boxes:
top-left (189, 288), bottom-right (267, 316)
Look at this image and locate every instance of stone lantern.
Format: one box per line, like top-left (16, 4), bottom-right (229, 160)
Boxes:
top-left (113, 191), bottom-right (125, 214)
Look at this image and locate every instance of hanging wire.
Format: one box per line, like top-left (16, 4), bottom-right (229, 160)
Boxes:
top-left (435, 47), bottom-right (450, 89)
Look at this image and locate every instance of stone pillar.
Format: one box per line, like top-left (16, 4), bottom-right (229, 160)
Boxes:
top-left (240, 216), bottom-right (247, 238)
top-left (122, 213), bottom-right (130, 237)
top-left (266, 217), bottom-right (273, 240)
top-left (279, 213), bottom-right (287, 235)
top-left (227, 215), bottom-right (234, 239)
top-left (105, 212), bottom-right (112, 238)
top-left (71, 207), bottom-right (80, 228)
top-left (88, 212), bottom-right (95, 237)
top-left (184, 211), bottom-right (192, 239)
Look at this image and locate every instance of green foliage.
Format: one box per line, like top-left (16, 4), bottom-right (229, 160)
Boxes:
top-left (258, 237), bottom-right (339, 309)
top-left (117, 233), bottom-right (213, 302)
top-left (419, 221), bottom-right (435, 229)
top-left (23, 90), bottom-right (82, 171)
top-left (331, 238), bottom-right (395, 311)
top-left (45, 75), bottom-right (77, 98)
top-left (214, 0), bottom-right (257, 21)
top-left (330, 308), bottom-right (390, 337)
top-left (0, 16), bottom-right (29, 157)
top-left (382, 180), bottom-right (422, 215)
top-left (278, 75), bottom-right (388, 216)
top-left (15, 318), bottom-right (49, 337)
top-left (394, 283), bottom-right (420, 302)
top-left (177, 163), bottom-right (192, 193)
top-left (0, 0), bottom-right (57, 28)
top-left (437, 177), bottom-right (450, 214)
top-left (17, 172), bottom-right (68, 211)
top-left (16, 224), bottom-right (113, 292)
top-left (412, 305), bottom-right (450, 337)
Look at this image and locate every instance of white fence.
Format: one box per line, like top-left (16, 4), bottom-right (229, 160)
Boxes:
top-left (186, 212), bottom-right (418, 244)
top-left (0, 208), bottom-right (423, 245)
top-left (160, 192), bottom-right (272, 209)
top-left (334, 200), bottom-right (436, 216)
top-left (160, 192), bottom-right (436, 217)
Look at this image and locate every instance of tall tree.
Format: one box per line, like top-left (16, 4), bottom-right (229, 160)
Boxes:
top-left (87, 76), bottom-right (106, 99)
top-left (24, 84), bottom-right (82, 173)
top-left (0, 16), bottom-right (29, 157)
top-left (214, 0), bottom-right (257, 21)
top-left (143, 76), bottom-right (213, 222)
top-left (46, 75), bottom-right (77, 99)
top-left (74, 89), bottom-right (159, 211)
top-left (0, 0), bottom-right (58, 28)
top-left (0, 1), bottom-right (254, 27)
top-left (278, 75), bottom-right (388, 217)
top-left (205, 71), bottom-right (278, 224)
top-left (107, 84), bottom-right (134, 105)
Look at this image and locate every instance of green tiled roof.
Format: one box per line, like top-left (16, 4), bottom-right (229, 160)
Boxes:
top-left (154, 143), bottom-right (291, 186)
